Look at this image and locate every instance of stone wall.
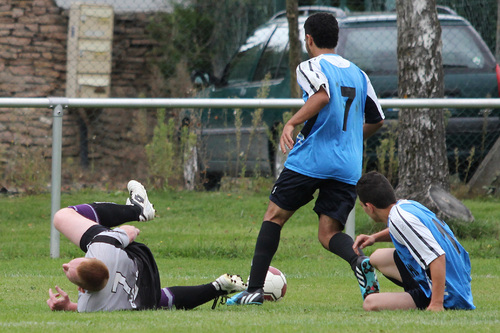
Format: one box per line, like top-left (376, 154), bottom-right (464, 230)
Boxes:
top-left (0, 0), bottom-right (67, 97)
top-left (0, 0), bottom-right (163, 188)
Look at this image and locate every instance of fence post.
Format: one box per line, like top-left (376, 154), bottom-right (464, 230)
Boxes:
top-left (49, 99), bottom-right (67, 258)
top-left (345, 207), bottom-right (355, 240)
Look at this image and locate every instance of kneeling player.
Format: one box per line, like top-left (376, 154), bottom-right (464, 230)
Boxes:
top-left (353, 171), bottom-right (475, 311)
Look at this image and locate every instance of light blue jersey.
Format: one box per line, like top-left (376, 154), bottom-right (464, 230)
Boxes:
top-left (285, 54), bottom-right (384, 184)
top-left (389, 200), bottom-right (475, 310)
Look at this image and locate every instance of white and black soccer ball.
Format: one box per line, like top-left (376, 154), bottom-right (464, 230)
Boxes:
top-left (263, 266), bottom-right (287, 301)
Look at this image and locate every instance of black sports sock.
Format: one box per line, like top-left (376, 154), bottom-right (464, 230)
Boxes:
top-left (89, 202), bottom-right (141, 227)
top-left (328, 232), bottom-right (365, 271)
top-left (247, 221), bottom-right (282, 292)
top-left (168, 284), bottom-right (222, 310)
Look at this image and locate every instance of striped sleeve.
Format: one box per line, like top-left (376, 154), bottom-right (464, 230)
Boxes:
top-left (389, 205), bottom-right (445, 269)
top-left (296, 59), bottom-right (330, 98)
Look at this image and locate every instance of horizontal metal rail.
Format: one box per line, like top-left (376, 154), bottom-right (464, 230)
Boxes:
top-left (2, 97), bottom-right (499, 258)
top-left (1, 97), bottom-right (500, 109)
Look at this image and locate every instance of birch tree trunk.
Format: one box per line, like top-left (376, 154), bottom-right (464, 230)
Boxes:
top-left (395, 0), bottom-right (474, 221)
top-left (395, 0), bottom-right (449, 198)
top-left (272, 0), bottom-right (300, 178)
top-left (286, 0), bottom-right (301, 99)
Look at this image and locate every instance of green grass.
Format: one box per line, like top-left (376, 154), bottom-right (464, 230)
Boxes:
top-left (1, 189), bottom-right (499, 332)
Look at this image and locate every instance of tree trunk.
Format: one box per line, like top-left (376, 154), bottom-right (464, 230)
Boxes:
top-left (286, 0), bottom-right (301, 99)
top-left (395, 0), bottom-right (473, 221)
top-left (395, 0), bottom-right (449, 199)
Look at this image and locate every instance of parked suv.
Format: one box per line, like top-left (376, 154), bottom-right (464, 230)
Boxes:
top-left (188, 6), bottom-right (500, 185)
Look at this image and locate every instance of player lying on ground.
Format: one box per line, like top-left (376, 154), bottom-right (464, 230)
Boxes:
top-left (47, 180), bottom-right (246, 312)
top-left (353, 171), bottom-right (475, 311)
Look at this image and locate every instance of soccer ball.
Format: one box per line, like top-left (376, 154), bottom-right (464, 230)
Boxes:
top-left (263, 266), bottom-right (287, 301)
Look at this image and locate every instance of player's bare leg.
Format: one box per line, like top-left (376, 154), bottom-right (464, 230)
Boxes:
top-left (318, 214), bottom-right (379, 299)
top-left (363, 292), bottom-right (417, 311)
top-left (53, 208), bottom-right (98, 247)
top-left (369, 248), bottom-right (402, 282)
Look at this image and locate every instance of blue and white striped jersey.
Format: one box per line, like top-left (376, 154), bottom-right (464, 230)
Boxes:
top-left (388, 200), bottom-right (475, 310)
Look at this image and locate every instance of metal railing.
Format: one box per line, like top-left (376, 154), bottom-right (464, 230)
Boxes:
top-left (2, 97), bottom-right (500, 258)
top-left (3, 97), bottom-right (500, 109)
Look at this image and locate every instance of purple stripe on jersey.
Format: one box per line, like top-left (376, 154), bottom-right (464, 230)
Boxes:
top-left (69, 204), bottom-right (100, 224)
top-left (159, 287), bottom-right (174, 309)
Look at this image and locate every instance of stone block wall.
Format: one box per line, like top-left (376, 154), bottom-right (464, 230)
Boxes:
top-left (0, 0), bottom-right (163, 188)
top-left (0, 0), bottom-right (67, 97)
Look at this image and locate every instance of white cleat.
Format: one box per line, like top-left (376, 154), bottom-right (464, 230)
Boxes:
top-left (126, 180), bottom-right (155, 221)
top-left (213, 274), bottom-right (247, 294)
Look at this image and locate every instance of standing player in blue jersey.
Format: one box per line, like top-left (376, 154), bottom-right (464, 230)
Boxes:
top-left (227, 12), bottom-right (385, 306)
top-left (354, 171), bottom-right (475, 311)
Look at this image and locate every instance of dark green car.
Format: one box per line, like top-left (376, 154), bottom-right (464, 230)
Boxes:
top-left (189, 7), bottom-right (500, 186)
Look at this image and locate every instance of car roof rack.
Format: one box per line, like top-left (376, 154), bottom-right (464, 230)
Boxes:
top-left (270, 6), bottom-right (347, 20)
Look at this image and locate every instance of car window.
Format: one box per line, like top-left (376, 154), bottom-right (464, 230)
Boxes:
top-left (339, 25), bottom-right (397, 74)
top-left (253, 25), bottom-right (289, 81)
top-left (225, 24), bottom-right (277, 84)
top-left (442, 24), bottom-right (486, 69)
top-left (338, 21), bottom-right (492, 74)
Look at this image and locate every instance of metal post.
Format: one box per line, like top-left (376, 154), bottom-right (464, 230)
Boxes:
top-left (49, 102), bottom-right (65, 258)
top-left (345, 207), bottom-right (355, 240)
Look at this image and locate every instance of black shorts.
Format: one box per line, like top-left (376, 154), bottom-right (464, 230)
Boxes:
top-left (394, 250), bottom-right (431, 310)
top-left (269, 168), bottom-right (356, 227)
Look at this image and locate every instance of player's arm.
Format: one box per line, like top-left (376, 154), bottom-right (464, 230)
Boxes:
top-left (427, 254), bottom-right (446, 312)
top-left (363, 96), bottom-right (384, 140)
top-left (353, 228), bottom-right (391, 255)
top-left (280, 87), bottom-right (329, 153)
top-left (363, 120), bottom-right (384, 139)
top-left (363, 75), bottom-right (385, 140)
top-left (47, 286), bottom-right (78, 312)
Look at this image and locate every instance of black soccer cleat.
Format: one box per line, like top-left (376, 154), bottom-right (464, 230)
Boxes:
top-left (226, 288), bottom-right (264, 305)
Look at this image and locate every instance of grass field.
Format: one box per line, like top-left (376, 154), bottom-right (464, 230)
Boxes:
top-left (1, 187), bottom-right (499, 332)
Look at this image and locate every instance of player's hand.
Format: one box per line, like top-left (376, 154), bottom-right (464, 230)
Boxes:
top-left (47, 286), bottom-right (71, 311)
top-left (426, 302), bottom-right (445, 312)
top-left (353, 234), bottom-right (375, 255)
top-left (119, 225), bottom-right (140, 243)
top-left (280, 123), bottom-right (295, 154)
